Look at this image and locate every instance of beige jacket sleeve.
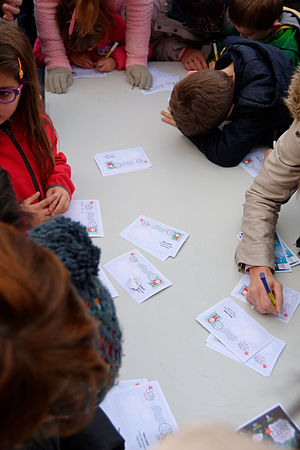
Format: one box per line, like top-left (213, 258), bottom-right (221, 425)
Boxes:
top-left (235, 118), bottom-right (300, 272)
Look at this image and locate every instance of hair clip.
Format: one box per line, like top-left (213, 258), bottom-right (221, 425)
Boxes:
top-left (17, 58), bottom-right (23, 79)
top-left (68, 8), bottom-right (76, 36)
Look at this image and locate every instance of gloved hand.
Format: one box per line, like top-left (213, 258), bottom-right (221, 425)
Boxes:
top-left (45, 67), bottom-right (73, 94)
top-left (126, 65), bottom-right (153, 90)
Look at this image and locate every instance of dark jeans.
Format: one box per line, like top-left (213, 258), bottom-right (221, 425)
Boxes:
top-left (17, 0), bottom-right (36, 47)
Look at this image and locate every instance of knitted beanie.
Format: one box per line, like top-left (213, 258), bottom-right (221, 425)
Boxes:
top-left (28, 216), bottom-right (122, 391)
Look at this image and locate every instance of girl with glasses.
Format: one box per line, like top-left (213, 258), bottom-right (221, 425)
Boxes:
top-left (0, 21), bottom-right (74, 227)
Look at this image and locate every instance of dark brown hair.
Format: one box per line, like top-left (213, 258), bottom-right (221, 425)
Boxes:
top-left (56, 0), bottom-right (113, 52)
top-left (169, 70), bottom-right (234, 136)
top-left (0, 223), bottom-right (108, 449)
top-left (229, 0), bottom-right (283, 30)
top-left (0, 167), bottom-right (31, 230)
top-left (0, 21), bottom-right (55, 187)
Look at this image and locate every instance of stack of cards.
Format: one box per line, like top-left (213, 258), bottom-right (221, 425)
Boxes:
top-left (94, 146), bottom-right (152, 176)
top-left (104, 249), bottom-right (172, 303)
top-left (231, 274), bottom-right (300, 323)
top-left (63, 199), bottom-right (104, 237)
top-left (237, 404), bottom-right (300, 447)
top-left (140, 67), bottom-right (179, 95)
top-left (239, 151), bottom-right (264, 177)
top-left (120, 215), bottom-right (189, 261)
top-left (197, 298), bottom-right (285, 376)
top-left (237, 232), bottom-right (300, 273)
top-left (100, 379), bottom-right (178, 449)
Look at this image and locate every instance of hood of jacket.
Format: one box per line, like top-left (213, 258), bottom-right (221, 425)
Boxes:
top-left (219, 36), bottom-right (294, 113)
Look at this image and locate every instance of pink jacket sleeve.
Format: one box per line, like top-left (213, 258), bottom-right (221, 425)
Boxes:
top-left (34, 0), bottom-right (70, 71)
top-left (124, 0), bottom-right (153, 67)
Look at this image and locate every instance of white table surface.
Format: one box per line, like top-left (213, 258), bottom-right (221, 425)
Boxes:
top-left (46, 62), bottom-right (300, 429)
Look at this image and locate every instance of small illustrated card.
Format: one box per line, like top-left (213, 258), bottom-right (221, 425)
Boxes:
top-left (280, 237), bottom-right (300, 267)
top-left (274, 232), bottom-right (292, 272)
top-left (196, 298), bottom-right (274, 363)
top-left (239, 151), bottom-right (264, 177)
top-left (94, 146), bottom-right (152, 176)
top-left (237, 404), bottom-right (300, 447)
top-left (120, 215), bottom-right (189, 261)
top-left (100, 380), bottom-right (178, 449)
top-left (141, 67), bottom-right (179, 95)
top-left (63, 199), bottom-right (104, 237)
top-left (231, 274), bottom-right (300, 324)
top-left (98, 266), bottom-right (119, 298)
top-left (104, 249), bottom-right (172, 303)
top-left (206, 334), bottom-right (285, 377)
top-left (71, 64), bottom-right (107, 78)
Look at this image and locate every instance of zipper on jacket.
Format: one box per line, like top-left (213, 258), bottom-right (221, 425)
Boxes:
top-left (0, 120), bottom-right (42, 202)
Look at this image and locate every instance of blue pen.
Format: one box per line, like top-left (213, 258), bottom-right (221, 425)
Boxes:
top-left (259, 272), bottom-right (276, 306)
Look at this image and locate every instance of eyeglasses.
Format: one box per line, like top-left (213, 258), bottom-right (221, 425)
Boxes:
top-left (0, 84), bottom-right (23, 104)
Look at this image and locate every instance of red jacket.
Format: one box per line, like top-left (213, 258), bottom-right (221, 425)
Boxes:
top-left (0, 114), bottom-right (74, 201)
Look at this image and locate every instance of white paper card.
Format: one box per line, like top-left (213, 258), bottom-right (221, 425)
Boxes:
top-left (94, 146), bottom-right (152, 176)
top-left (206, 334), bottom-right (285, 376)
top-left (98, 266), bottom-right (119, 298)
top-left (196, 298), bottom-right (274, 362)
top-left (104, 249), bottom-right (172, 303)
top-left (141, 67), bottom-right (179, 95)
top-left (100, 380), bottom-right (178, 449)
top-left (63, 199), bottom-right (104, 237)
top-left (120, 215), bottom-right (189, 260)
top-left (231, 274), bottom-right (300, 324)
top-left (239, 151), bottom-right (264, 177)
top-left (71, 64), bottom-right (107, 79)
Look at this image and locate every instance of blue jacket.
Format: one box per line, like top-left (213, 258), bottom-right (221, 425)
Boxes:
top-left (187, 36), bottom-right (294, 167)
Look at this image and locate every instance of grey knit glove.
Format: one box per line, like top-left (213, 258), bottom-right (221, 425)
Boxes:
top-left (45, 67), bottom-right (73, 94)
top-left (126, 65), bottom-right (153, 90)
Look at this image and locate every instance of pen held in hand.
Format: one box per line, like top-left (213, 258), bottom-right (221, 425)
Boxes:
top-left (259, 272), bottom-right (276, 306)
top-left (104, 41), bottom-right (119, 60)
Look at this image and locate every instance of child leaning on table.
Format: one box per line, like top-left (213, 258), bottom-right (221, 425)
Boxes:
top-left (229, 0), bottom-right (300, 66)
top-left (161, 36), bottom-right (294, 167)
top-left (34, 1), bottom-right (127, 74)
top-left (0, 21), bottom-right (74, 227)
top-left (235, 66), bottom-right (300, 315)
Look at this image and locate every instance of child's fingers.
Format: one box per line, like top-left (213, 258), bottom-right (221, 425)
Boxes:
top-left (23, 191), bottom-right (40, 206)
top-left (161, 111), bottom-right (176, 127)
top-left (50, 194), bottom-right (70, 215)
top-left (48, 194), bottom-right (61, 213)
top-left (37, 194), bottom-right (57, 209)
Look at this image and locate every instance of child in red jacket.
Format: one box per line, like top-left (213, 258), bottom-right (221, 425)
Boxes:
top-left (34, 1), bottom-right (127, 73)
top-left (0, 22), bottom-right (74, 226)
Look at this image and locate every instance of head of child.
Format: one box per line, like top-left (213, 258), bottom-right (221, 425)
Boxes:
top-left (229, 0), bottom-right (283, 40)
top-left (0, 222), bottom-right (109, 449)
top-left (56, 0), bottom-right (113, 53)
top-left (169, 71), bottom-right (234, 136)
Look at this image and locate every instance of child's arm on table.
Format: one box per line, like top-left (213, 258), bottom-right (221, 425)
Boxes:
top-left (68, 51), bottom-right (95, 69)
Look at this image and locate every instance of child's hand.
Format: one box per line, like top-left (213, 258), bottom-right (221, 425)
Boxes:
top-left (247, 266), bottom-right (283, 314)
top-left (96, 57), bottom-right (117, 72)
top-left (181, 49), bottom-right (208, 71)
top-left (68, 52), bottom-right (95, 69)
top-left (22, 191), bottom-right (55, 226)
top-left (208, 60), bottom-right (216, 69)
top-left (161, 106), bottom-right (177, 127)
top-left (46, 186), bottom-right (70, 215)
top-left (2, 0), bottom-right (22, 21)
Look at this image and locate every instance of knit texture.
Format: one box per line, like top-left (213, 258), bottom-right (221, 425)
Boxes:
top-left (28, 216), bottom-right (122, 388)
